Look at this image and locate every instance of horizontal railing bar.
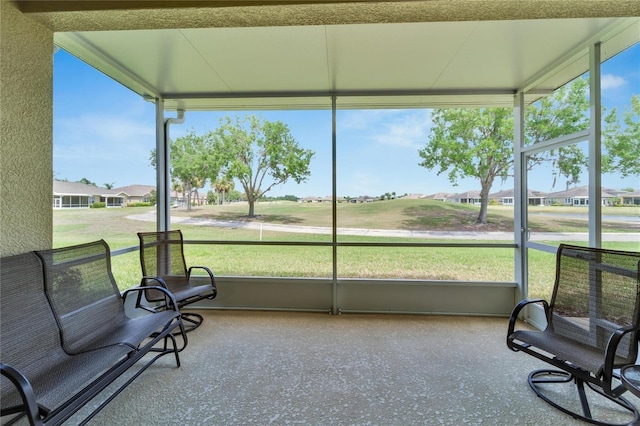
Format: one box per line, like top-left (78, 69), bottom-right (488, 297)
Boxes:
top-left (111, 245), bottom-right (140, 256)
top-left (184, 239), bottom-right (517, 248)
top-left (109, 240), bottom-right (517, 259)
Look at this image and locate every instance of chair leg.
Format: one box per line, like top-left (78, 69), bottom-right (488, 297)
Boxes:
top-left (528, 369), bottom-right (639, 426)
top-left (180, 312), bottom-right (204, 333)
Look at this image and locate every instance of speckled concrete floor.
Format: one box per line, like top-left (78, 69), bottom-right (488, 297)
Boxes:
top-left (75, 311), bottom-right (639, 425)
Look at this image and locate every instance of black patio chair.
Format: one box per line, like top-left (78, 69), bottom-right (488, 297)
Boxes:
top-left (138, 230), bottom-right (217, 332)
top-left (507, 244), bottom-right (640, 426)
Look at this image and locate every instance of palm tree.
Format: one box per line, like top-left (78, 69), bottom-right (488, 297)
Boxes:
top-left (213, 178), bottom-right (234, 205)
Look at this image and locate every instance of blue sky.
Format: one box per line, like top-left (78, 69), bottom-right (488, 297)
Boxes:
top-left (53, 43), bottom-right (640, 197)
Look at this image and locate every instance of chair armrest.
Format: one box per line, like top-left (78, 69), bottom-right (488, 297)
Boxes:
top-left (123, 285), bottom-right (180, 313)
top-left (187, 266), bottom-right (215, 283)
top-left (602, 324), bottom-right (640, 396)
top-left (188, 266), bottom-right (217, 299)
top-left (507, 298), bottom-right (549, 346)
top-left (1, 363), bottom-right (43, 426)
top-left (139, 275), bottom-right (169, 289)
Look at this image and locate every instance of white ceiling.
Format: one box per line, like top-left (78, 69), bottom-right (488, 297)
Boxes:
top-left (54, 17), bottom-right (640, 110)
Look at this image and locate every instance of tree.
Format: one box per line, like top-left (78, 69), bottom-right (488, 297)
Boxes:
top-left (104, 182), bottom-right (114, 189)
top-left (79, 177), bottom-right (97, 187)
top-left (212, 178), bottom-right (235, 205)
top-left (419, 108), bottom-right (514, 225)
top-left (212, 116), bottom-right (314, 217)
top-left (418, 78), bottom-right (590, 225)
top-left (524, 78), bottom-right (589, 189)
top-left (150, 129), bottom-right (220, 211)
top-left (603, 94), bottom-right (640, 177)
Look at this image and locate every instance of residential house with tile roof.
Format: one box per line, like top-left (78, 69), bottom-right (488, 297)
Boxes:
top-left (53, 180), bottom-right (125, 209)
top-left (545, 185), bottom-right (618, 207)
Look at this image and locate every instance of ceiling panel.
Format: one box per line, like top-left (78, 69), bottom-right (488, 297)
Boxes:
top-left (433, 18), bottom-right (620, 90)
top-left (54, 17), bottom-right (639, 110)
top-left (325, 22), bottom-right (475, 92)
top-left (181, 26), bottom-right (330, 93)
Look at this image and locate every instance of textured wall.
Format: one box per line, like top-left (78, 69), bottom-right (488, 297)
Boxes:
top-left (21, 1), bottom-right (640, 32)
top-left (0, 1), bottom-right (53, 256)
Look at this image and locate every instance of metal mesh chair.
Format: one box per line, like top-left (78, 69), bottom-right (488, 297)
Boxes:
top-left (507, 244), bottom-right (640, 425)
top-left (138, 230), bottom-right (217, 332)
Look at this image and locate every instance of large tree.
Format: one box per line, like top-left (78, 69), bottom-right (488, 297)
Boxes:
top-left (418, 108), bottom-right (513, 225)
top-left (418, 78), bottom-right (590, 225)
top-left (150, 129), bottom-right (220, 211)
top-left (211, 115), bottom-right (314, 217)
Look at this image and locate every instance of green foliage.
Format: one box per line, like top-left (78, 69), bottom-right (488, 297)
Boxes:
top-left (212, 115), bottom-right (314, 217)
top-left (418, 78), bottom-right (591, 225)
top-left (525, 78), bottom-right (589, 188)
top-left (127, 202), bottom-right (152, 207)
top-left (79, 177), bottom-right (97, 187)
top-left (90, 202), bottom-right (106, 209)
top-left (603, 94), bottom-right (640, 177)
top-left (418, 107), bottom-right (514, 224)
top-left (150, 116), bottom-right (313, 217)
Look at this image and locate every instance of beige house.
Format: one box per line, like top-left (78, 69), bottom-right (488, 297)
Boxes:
top-left (53, 180), bottom-right (124, 208)
top-left (545, 185), bottom-right (618, 207)
top-left (489, 189), bottom-right (547, 206)
top-left (112, 184), bottom-right (155, 205)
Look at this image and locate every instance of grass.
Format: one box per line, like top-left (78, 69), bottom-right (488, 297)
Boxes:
top-left (54, 200), bottom-right (639, 296)
top-left (172, 199), bottom-right (639, 233)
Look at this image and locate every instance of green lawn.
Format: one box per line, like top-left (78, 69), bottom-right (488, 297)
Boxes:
top-left (54, 200), bottom-right (639, 297)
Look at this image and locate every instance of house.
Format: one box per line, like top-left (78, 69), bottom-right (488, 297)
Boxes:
top-left (450, 190), bottom-right (481, 204)
top-left (545, 185), bottom-right (617, 207)
top-left (112, 184), bottom-right (155, 205)
top-left (53, 180), bottom-right (124, 208)
top-left (489, 188), bottom-right (547, 206)
top-left (424, 192), bottom-right (451, 202)
top-left (618, 190), bottom-right (640, 206)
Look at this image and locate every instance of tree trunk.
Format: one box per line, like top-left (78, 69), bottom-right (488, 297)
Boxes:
top-left (248, 200), bottom-right (255, 217)
top-left (475, 181), bottom-right (492, 225)
top-left (185, 183), bottom-right (192, 211)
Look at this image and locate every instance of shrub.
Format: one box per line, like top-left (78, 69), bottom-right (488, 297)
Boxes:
top-left (127, 202), bottom-right (152, 207)
top-left (90, 202), bottom-right (106, 209)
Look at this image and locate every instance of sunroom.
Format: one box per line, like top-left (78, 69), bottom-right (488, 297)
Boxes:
top-left (2, 2), bottom-right (640, 425)
top-left (3, 1), bottom-right (639, 323)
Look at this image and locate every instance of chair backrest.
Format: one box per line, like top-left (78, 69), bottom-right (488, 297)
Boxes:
top-left (0, 252), bottom-right (67, 408)
top-left (138, 230), bottom-right (188, 279)
top-left (549, 244), bottom-right (640, 365)
top-left (36, 240), bottom-right (125, 354)
top-left (138, 230), bottom-right (189, 301)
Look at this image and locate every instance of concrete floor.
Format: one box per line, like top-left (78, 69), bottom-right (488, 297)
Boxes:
top-left (75, 310), bottom-right (639, 426)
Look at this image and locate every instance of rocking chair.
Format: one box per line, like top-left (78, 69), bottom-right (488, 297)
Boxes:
top-left (138, 230), bottom-right (217, 332)
top-left (507, 244), bottom-right (640, 425)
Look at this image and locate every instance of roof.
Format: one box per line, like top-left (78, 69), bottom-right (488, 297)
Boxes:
top-left (112, 184), bottom-right (155, 197)
top-left (53, 180), bottom-right (121, 196)
top-left (21, 1), bottom-right (638, 111)
top-left (546, 185), bottom-right (618, 198)
top-left (489, 188), bottom-right (547, 198)
top-left (451, 190), bottom-right (481, 199)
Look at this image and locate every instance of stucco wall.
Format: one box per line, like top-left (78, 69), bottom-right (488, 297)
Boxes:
top-left (0, 1), bottom-right (53, 256)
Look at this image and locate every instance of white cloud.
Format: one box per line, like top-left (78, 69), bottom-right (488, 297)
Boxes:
top-left (601, 74), bottom-right (627, 90)
top-left (371, 110), bottom-right (432, 149)
top-left (338, 110), bottom-right (406, 130)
